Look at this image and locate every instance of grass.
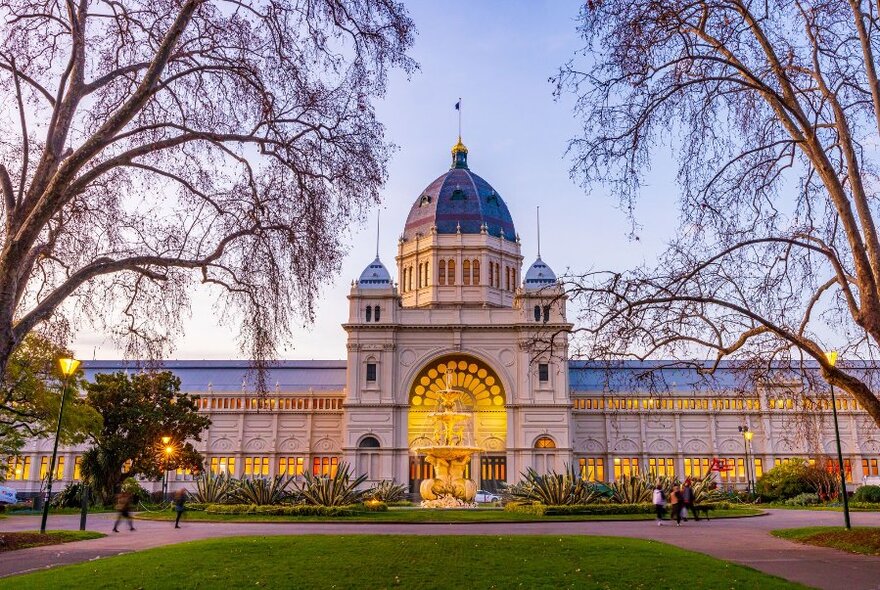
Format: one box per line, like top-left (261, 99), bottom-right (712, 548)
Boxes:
top-left (7, 507), bottom-right (116, 515)
top-left (135, 506), bottom-right (763, 523)
top-left (772, 526), bottom-right (880, 555)
top-left (0, 530), bottom-right (105, 553)
top-left (0, 535), bottom-right (806, 589)
top-left (766, 504), bottom-right (880, 512)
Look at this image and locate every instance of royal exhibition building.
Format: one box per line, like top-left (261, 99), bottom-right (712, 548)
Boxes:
top-left (7, 140), bottom-right (880, 498)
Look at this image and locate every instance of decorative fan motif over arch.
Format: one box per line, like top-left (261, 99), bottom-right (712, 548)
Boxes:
top-left (409, 355), bottom-right (505, 408)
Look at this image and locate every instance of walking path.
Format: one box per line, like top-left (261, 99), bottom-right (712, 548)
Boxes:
top-left (1, 509), bottom-right (879, 589)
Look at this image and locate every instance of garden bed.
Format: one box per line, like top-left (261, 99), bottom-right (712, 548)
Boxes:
top-left (0, 530), bottom-right (105, 553)
top-left (772, 526), bottom-right (880, 555)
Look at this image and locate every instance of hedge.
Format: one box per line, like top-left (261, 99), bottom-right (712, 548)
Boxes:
top-left (204, 504), bottom-right (361, 516)
top-left (504, 502), bottom-right (732, 516)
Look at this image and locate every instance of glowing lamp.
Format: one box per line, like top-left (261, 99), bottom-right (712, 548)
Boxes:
top-left (58, 358), bottom-right (81, 377)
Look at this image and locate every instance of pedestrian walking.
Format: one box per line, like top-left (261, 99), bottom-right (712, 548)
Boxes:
top-left (112, 491), bottom-right (135, 532)
top-left (682, 479), bottom-right (695, 522)
top-left (173, 488), bottom-right (187, 528)
top-left (669, 484), bottom-right (683, 526)
top-left (652, 484), bottom-right (666, 526)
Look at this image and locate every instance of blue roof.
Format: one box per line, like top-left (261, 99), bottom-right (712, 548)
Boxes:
top-left (82, 360), bottom-right (346, 394)
top-left (403, 148), bottom-right (516, 241)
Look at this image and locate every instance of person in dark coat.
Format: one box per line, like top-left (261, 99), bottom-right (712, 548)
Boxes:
top-left (682, 479), bottom-right (696, 521)
top-left (112, 491), bottom-right (135, 532)
top-left (669, 485), bottom-right (683, 526)
top-left (173, 488), bottom-right (187, 528)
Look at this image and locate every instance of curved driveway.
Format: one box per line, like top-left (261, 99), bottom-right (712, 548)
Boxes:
top-left (2, 509), bottom-right (879, 589)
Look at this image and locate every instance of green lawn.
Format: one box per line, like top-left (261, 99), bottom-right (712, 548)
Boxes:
top-left (0, 535), bottom-right (806, 589)
top-left (135, 506), bottom-right (763, 523)
top-left (766, 504), bottom-right (880, 512)
top-left (772, 526), bottom-right (880, 555)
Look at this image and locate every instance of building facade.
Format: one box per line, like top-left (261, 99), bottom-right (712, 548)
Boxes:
top-left (7, 141), bottom-right (880, 495)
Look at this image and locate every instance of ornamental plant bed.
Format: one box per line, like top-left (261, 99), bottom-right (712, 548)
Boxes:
top-left (0, 530), bottom-right (104, 553)
top-left (504, 502), bottom-right (732, 516)
top-left (773, 527), bottom-right (880, 555)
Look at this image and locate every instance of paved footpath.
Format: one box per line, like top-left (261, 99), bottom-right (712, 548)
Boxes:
top-left (1, 509), bottom-right (879, 589)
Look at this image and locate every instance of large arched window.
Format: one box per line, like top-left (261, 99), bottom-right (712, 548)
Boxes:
top-left (374, 305), bottom-right (381, 322)
top-left (365, 305), bottom-right (372, 322)
top-left (359, 436), bottom-right (381, 448)
top-left (472, 259), bottom-right (480, 285)
top-left (439, 260), bottom-right (446, 286)
top-left (534, 305), bottom-right (541, 322)
top-left (535, 436), bottom-right (556, 449)
top-left (488, 261), bottom-right (494, 286)
top-left (463, 260), bottom-right (471, 285)
top-left (424, 262), bottom-right (429, 286)
top-left (418, 263), bottom-right (423, 288)
top-left (447, 259), bottom-right (456, 285)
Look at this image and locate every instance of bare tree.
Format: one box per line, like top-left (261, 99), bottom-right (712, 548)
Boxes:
top-left (555, 0), bottom-right (880, 427)
top-left (0, 0), bottom-right (414, 379)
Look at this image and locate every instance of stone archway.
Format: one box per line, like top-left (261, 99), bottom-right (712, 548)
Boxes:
top-left (407, 354), bottom-right (508, 494)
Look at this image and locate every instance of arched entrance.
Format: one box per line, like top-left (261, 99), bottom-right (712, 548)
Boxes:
top-left (407, 354), bottom-right (508, 495)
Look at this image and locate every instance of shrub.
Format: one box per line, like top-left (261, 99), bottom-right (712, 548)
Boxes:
top-left (366, 480), bottom-right (408, 502)
top-left (362, 500), bottom-right (389, 512)
top-left (609, 475), bottom-right (653, 504)
top-left (50, 482), bottom-right (95, 508)
top-left (193, 471), bottom-right (235, 504)
top-left (295, 463), bottom-right (368, 507)
top-left (755, 460), bottom-right (813, 502)
top-left (231, 475), bottom-right (295, 505)
top-left (121, 477), bottom-right (150, 504)
top-left (504, 465), bottom-right (603, 505)
top-left (783, 492), bottom-right (821, 506)
top-left (854, 485), bottom-right (880, 503)
top-left (503, 501), bottom-right (731, 516)
top-left (205, 503), bottom-right (359, 516)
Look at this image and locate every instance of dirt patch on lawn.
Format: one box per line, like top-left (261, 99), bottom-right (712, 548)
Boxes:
top-left (0, 532), bottom-right (90, 552)
top-left (802, 530), bottom-right (880, 555)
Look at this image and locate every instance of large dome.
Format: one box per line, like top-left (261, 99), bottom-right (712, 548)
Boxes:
top-left (402, 140), bottom-right (517, 242)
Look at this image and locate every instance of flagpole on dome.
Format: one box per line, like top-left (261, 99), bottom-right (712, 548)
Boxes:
top-left (537, 206), bottom-right (541, 259)
top-left (375, 210), bottom-right (380, 258)
top-left (455, 97), bottom-right (462, 140)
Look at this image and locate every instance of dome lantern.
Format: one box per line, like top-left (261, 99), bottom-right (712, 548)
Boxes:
top-left (451, 136), bottom-right (469, 169)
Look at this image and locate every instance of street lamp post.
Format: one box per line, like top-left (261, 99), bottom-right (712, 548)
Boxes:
top-left (161, 436), bottom-right (172, 502)
top-left (40, 357), bottom-right (80, 535)
top-left (824, 351), bottom-right (851, 530)
top-left (738, 425), bottom-right (753, 495)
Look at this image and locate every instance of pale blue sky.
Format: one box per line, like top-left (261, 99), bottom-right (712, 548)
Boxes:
top-left (73, 1), bottom-right (679, 360)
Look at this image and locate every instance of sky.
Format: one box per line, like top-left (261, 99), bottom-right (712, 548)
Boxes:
top-left (73, 1), bottom-right (680, 361)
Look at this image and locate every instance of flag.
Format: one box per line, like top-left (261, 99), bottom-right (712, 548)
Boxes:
top-left (454, 100), bottom-right (460, 110)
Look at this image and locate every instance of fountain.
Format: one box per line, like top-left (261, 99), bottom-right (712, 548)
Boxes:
top-left (412, 370), bottom-right (481, 506)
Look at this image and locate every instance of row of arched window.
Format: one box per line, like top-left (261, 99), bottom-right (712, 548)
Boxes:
top-left (533, 305), bottom-right (550, 323)
top-left (399, 259), bottom-right (518, 292)
top-left (365, 305), bottom-right (381, 322)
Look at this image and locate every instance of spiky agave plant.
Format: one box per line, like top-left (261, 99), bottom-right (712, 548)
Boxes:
top-left (609, 474), bottom-right (653, 504)
top-left (366, 480), bottom-right (408, 502)
top-left (296, 462), bottom-right (368, 506)
top-left (504, 465), bottom-right (602, 505)
top-left (193, 471), bottom-right (235, 504)
top-left (231, 475), bottom-right (295, 505)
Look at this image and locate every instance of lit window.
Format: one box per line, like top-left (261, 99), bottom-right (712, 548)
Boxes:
top-left (244, 456), bottom-right (270, 477)
top-left (578, 457), bottom-right (604, 482)
top-left (754, 458), bottom-right (763, 479)
top-left (612, 457), bottom-right (639, 480)
top-left (648, 457), bottom-right (675, 478)
top-left (40, 456), bottom-right (64, 480)
top-left (534, 437), bottom-right (556, 449)
top-left (366, 363), bottom-right (377, 383)
top-left (312, 456), bottom-right (339, 477)
top-left (74, 456), bottom-right (82, 481)
top-left (684, 457), bottom-right (711, 479)
top-left (6, 456), bottom-right (31, 481)
top-left (279, 457), bottom-right (305, 476)
top-left (210, 456), bottom-right (235, 476)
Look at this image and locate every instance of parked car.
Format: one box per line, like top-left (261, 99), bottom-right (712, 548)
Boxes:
top-left (474, 490), bottom-right (500, 503)
top-left (0, 486), bottom-right (18, 505)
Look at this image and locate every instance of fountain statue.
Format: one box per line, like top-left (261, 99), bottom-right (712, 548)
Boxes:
top-left (412, 370), bottom-right (481, 505)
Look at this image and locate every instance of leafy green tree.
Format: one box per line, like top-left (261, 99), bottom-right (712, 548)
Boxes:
top-left (82, 371), bottom-right (210, 504)
top-left (755, 460), bottom-right (813, 502)
top-left (0, 333), bottom-right (101, 479)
